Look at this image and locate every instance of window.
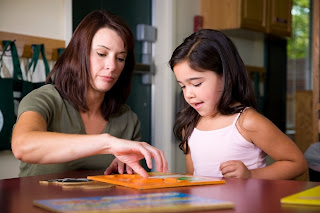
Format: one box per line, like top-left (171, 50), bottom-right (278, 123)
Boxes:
top-left (286, 0), bottom-right (311, 134)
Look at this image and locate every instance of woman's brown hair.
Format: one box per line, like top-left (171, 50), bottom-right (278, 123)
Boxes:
top-left (46, 10), bottom-right (135, 120)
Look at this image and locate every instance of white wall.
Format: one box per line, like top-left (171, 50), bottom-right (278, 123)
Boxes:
top-left (152, 0), bottom-right (201, 173)
top-left (152, 0), bottom-right (177, 172)
top-left (0, 0), bottom-right (65, 40)
top-left (227, 31), bottom-right (265, 67)
top-left (173, 0), bottom-right (201, 173)
top-left (0, 151), bottom-right (20, 179)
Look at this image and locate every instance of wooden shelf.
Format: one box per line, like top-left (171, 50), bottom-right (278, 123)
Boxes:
top-left (246, 65), bottom-right (266, 73)
top-left (0, 31), bottom-right (65, 61)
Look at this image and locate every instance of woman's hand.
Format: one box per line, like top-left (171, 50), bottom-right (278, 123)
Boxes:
top-left (109, 138), bottom-right (168, 178)
top-left (104, 158), bottom-right (135, 175)
top-left (220, 160), bottom-right (251, 178)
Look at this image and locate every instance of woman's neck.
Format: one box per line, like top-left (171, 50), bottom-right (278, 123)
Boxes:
top-left (85, 88), bottom-right (105, 115)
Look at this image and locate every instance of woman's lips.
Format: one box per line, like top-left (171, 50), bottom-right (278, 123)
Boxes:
top-left (100, 76), bottom-right (114, 82)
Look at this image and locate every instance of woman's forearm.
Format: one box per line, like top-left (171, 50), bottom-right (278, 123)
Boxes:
top-left (12, 130), bottom-right (114, 164)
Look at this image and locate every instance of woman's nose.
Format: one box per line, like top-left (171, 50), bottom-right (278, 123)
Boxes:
top-left (105, 57), bottom-right (116, 71)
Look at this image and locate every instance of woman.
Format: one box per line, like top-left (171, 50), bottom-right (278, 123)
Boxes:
top-left (11, 10), bottom-right (167, 178)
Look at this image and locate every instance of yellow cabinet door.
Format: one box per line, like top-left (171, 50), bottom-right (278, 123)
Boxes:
top-left (241, 0), bottom-right (267, 32)
top-left (267, 0), bottom-right (292, 37)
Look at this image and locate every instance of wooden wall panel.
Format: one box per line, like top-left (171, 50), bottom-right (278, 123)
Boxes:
top-left (295, 90), bottom-right (312, 181)
top-left (295, 90), bottom-right (313, 153)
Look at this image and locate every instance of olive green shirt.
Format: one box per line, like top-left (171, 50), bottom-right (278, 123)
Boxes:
top-left (17, 84), bottom-right (141, 177)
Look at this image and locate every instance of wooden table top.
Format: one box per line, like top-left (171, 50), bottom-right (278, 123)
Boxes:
top-left (0, 170), bottom-right (319, 213)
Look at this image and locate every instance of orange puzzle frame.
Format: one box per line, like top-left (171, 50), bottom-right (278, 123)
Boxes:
top-left (87, 173), bottom-right (225, 190)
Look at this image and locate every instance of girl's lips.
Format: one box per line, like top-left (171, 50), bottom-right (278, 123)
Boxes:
top-left (192, 102), bottom-right (203, 110)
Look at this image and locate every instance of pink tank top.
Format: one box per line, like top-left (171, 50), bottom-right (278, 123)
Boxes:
top-left (188, 111), bottom-right (266, 177)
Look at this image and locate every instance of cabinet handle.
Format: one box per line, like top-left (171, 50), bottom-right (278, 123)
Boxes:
top-left (275, 17), bottom-right (288, 24)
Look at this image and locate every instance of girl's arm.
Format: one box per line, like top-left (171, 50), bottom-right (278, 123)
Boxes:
top-left (11, 111), bottom-right (168, 177)
top-left (238, 109), bottom-right (307, 180)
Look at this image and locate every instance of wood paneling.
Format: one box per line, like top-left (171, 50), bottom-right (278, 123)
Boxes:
top-left (295, 91), bottom-right (312, 181)
top-left (296, 90), bottom-right (313, 153)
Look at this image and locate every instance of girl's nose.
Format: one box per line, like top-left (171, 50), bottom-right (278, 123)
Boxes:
top-left (184, 87), bottom-right (195, 99)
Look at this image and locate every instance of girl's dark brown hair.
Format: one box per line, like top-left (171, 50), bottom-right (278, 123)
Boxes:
top-left (169, 29), bottom-right (257, 154)
top-left (46, 10), bottom-right (135, 120)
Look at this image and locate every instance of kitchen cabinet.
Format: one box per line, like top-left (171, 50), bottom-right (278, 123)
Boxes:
top-left (201, 0), bottom-right (292, 37)
top-left (267, 0), bottom-right (292, 37)
top-left (242, 0), bottom-right (267, 32)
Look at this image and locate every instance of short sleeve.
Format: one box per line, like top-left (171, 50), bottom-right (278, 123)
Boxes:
top-left (17, 84), bottom-right (62, 123)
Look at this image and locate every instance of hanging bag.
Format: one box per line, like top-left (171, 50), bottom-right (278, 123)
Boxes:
top-left (25, 44), bottom-right (50, 93)
top-left (0, 40), bottom-right (22, 150)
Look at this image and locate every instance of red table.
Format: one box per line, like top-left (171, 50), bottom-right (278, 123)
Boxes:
top-left (0, 170), bottom-right (319, 213)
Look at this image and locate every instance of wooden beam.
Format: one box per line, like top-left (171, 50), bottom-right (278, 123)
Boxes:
top-left (0, 31), bottom-right (65, 61)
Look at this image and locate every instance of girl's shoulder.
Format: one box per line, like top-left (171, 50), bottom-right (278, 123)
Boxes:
top-left (237, 107), bottom-right (270, 132)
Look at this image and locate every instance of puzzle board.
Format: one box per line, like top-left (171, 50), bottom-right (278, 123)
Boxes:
top-left (87, 173), bottom-right (225, 190)
top-left (33, 192), bottom-right (234, 213)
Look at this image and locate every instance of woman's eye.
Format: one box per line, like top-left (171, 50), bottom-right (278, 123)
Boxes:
top-left (117, 57), bottom-right (125, 62)
top-left (97, 52), bottom-right (106, 57)
top-left (180, 85), bottom-right (186, 89)
top-left (194, 83), bottom-right (202, 87)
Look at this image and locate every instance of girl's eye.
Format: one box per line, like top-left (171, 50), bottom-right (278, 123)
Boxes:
top-left (194, 82), bottom-right (202, 87)
top-left (180, 85), bottom-right (186, 89)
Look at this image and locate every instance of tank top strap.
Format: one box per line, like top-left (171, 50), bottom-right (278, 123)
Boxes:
top-left (231, 107), bottom-right (250, 126)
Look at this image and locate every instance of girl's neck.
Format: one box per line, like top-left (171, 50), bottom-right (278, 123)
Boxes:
top-left (197, 113), bottom-right (238, 131)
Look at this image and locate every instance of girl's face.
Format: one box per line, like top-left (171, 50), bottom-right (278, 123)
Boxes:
top-left (89, 27), bottom-right (127, 94)
top-left (174, 61), bottom-right (224, 117)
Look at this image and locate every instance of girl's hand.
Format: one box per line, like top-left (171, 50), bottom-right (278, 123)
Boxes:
top-left (104, 158), bottom-right (134, 175)
top-left (220, 160), bottom-right (251, 178)
top-left (109, 138), bottom-right (168, 178)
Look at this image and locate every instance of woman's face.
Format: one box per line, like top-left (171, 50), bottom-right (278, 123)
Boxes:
top-left (174, 60), bottom-right (224, 118)
top-left (89, 27), bottom-right (127, 94)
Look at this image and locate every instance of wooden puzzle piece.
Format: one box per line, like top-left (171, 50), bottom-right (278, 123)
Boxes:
top-left (39, 178), bottom-right (114, 190)
top-left (39, 178), bottom-right (93, 185)
top-left (62, 182), bottom-right (114, 190)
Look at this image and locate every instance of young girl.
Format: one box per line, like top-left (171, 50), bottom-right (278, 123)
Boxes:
top-left (169, 29), bottom-right (307, 180)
